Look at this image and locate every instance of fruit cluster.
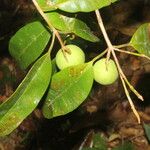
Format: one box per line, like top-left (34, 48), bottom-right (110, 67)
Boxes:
top-left (56, 44), bottom-right (118, 85)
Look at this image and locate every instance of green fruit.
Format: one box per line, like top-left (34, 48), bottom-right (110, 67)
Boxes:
top-left (56, 44), bottom-right (85, 70)
top-left (93, 58), bottom-right (118, 85)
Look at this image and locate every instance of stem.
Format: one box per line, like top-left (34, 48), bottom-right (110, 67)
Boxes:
top-left (95, 10), bottom-right (113, 49)
top-left (48, 32), bottom-right (56, 55)
top-left (114, 48), bottom-right (150, 61)
top-left (112, 48), bottom-right (141, 122)
top-left (95, 9), bottom-right (142, 123)
top-left (32, 0), bottom-right (65, 48)
top-left (120, 75), bottom-right (141, 123)
top-left (125, 77), bottom-right (144, 101)
top-left (113, 43), bottom-right (130, 49)
top-left (91, 49), bottom-right (107, 63)
top-left (95, 10), bottom-right (113, 61)
top-left (32, 0), bottom-right (70, 61)
top-left (111, 50), bottom-right (143, 101)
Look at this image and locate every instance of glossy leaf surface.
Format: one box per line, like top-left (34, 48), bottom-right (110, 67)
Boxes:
top-left (36, 0), bottom-right (56, 12)
top-left (42, 63), bottom-right (93, 118)
top-left (9, 21), bottom-right (51, 69)
top-left (46, 12), bottom-right (99, 42)
top-left (37, 0), bottom-right (118, 12)
top-left (0, 54), bottom-right (52, 136)
top-left (130, 23), bottom-right (150, 57)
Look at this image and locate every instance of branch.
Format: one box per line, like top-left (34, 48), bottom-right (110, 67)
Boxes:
top-left (32, 0), bottom-right (65, 49)
top-left (32, 0), bottom-right (70, 60)
top-left (120, 75), bottom-right (141, 123)
top-left (95, 9), bottom-right (142, 123)
top-left (114, 48), bottom-right (150, 61)
top-left (95, 10), bottom-right (113, 60)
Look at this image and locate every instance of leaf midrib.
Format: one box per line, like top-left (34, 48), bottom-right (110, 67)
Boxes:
top-left (17, 29), bottom-right (47, 61)
top-left (49, 64), bottom-right (92, 106)
top-left (0, 55), bottom-right (48, 121)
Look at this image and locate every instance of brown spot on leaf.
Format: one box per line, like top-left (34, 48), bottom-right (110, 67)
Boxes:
top-left (51, 79), bottom-right (65, 90)
top-left (69, 65), bottom-right (86, 77)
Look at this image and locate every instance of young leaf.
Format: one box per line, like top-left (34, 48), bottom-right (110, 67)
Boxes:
top-left (9, 21), bottom-right (51, 69)
top-left (37, 0), bottom-right (118, 12)
top-left (46, 12), bottom-right (99, 42)
top-left (0, 54), bottom-right (52, 136)
top-left (143, 123), bottom-right (150, 142)
top-left (42, 62), bottom-right (94, 119)
top-left (130, 23), bottom-right (150, 57)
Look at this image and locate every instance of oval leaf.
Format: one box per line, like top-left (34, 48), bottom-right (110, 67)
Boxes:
top-left (46, 12), bottom-right (99, 42)
top-left (37, 0), bottom-right (118, 12)
top-left (0, 54), bottom-right (52, 136)
top-left (42, 63), bottom-right (94, 118)
top-left (9, 21), bottom-right (51, 69)
top-left (130, 23), bottom-right (150, 57)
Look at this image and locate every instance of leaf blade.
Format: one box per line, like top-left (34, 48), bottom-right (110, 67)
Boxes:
top-left (130, 23), bottom-right (150, 57)
top-left (38, 0), bottom-right (118, 12)
top-left (57, 0), bottom-right (118, 12)
top-left (9, 21), bottom-right (51, 69)
top-left (46, 12), bottom-right (99, 42)
top-left (42, 63), bottom-right (93, 118)
top-left (0, 53), bottom-right (52, 136)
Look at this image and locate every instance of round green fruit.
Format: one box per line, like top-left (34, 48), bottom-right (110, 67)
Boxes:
top-left (93, 58), bottom-right (118, 85)
top-left (56, 44), bottom-right (85, 70)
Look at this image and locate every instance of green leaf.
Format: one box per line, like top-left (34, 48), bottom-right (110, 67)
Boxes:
top-left (0, 54), bottom-right (52, 136)
top-left (82, 133), bottom-right (106, 150)
top-left (93, 133), bottom-right (107, 150)
top-left (130, 23), bottom-right (150, 57)
top-left (112, 142), bottom-right (134, 150)
top-left (42, 62), bottom-right (93, 118)
top-left (36, 0), bottom-right (57, 12)
top-left (51, 58), bottom-right (58, 75)
top-left (9, 21), bottom-right (51, 69)
top-left (38, 0), bottom-right (118, 12)
top-left (46, 12), bottom-right (99, 42)
top-left (143, 123), bottom-right (150, 142)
